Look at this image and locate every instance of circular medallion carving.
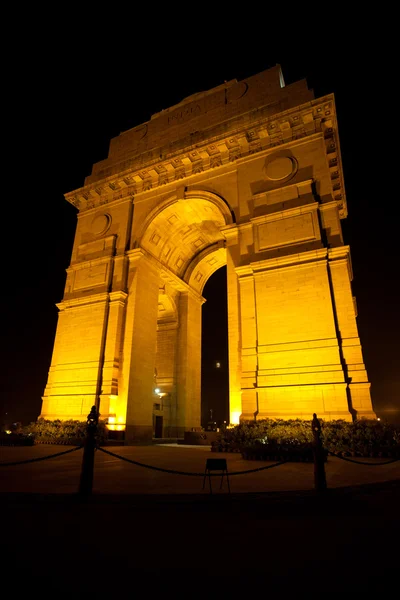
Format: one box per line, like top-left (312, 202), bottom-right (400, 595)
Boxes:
top-left (265, 156), bottom-right (296, 181)
top-left (91, 213), bottom-right (111, 236)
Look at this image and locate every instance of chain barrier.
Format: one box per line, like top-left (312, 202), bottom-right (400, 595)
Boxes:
top-left (327, 450), bottom-right (400, 466)
top-left (97, 446), bottom-right (287, 476)
top-left (1, 410), bottom-right (399, 499)
top-left (0, 445), bottom-right (83, 467)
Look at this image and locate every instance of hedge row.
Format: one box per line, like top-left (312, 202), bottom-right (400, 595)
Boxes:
top-left (20, 418), bottom-right (109, 445)
top-left (211, 418), bottom-right (400, 460)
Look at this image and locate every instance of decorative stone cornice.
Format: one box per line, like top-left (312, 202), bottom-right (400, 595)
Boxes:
top-left (328, 245), bottom-right (353, 280)
top-left (109, 291), bottom-right (128, 306)
top-left (58, 290), bottom-right (127, 311)
top-left (56, 292), bottom-right (110, 311)
top-left (328, 245), bottom-right (350, 261)
top-left (220, 224), bottom-right (239, 245)
top-left (125, 248), bottom-right (160, 274)
top-left (125, 248), bottom-right (205, 302)
top-left (160, 266), bottom-right (205, 304)
top-left (65, 94), bottom-right (346, 219)
top-left (236, 248), bottom-right (329, 276)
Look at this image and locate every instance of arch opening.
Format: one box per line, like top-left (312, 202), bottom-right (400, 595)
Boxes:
top-left (201, 265), bottom-right (229, 431)
top-left (138, 193), bottom-right (231, 439)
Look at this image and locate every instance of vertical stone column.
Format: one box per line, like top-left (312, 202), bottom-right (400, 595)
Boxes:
top-left (98, 290), bottom-right (128, 420)
top-left (155, 322), bottom-right (179, 436)
top-left (121, 249), bottom-right (160, 443)
top-left (328, 247), bottom-right (376, 418)
top-left (237, 266), bottom-right (258, 420)
top-left (224, 227), bottom-right (242, 424)
top-left (41, 293), bottom-right (110, 420)
top-left (176, 291), bottom-right (203, 435)
top-left (237, 250), bottom-right (353, 421)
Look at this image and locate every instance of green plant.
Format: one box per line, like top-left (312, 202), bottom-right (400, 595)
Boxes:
top-left (22, 418), bottom-right (109, 445)
top-left (213, 417), bottom-right (400, 460)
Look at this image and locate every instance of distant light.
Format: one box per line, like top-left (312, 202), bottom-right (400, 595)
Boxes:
top-left (5, 430), bottom-right (11, 435)
top-left (154, 388), bottom-right (160, 394)
top-left (377, 418), bottom-right (381, 421)
top-left (230, 411), bottom-right (241, 425)
top-left (215, 362), bottom-right (221, 368)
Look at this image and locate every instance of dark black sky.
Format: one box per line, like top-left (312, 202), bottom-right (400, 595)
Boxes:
top-left (2, 24), bottom-right (399, 425)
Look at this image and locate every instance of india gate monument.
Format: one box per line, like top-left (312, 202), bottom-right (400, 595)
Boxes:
top-left (40, 65), bottom-right (376, 442)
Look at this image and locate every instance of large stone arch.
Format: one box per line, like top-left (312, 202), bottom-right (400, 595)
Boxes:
top-left (116, 190), bottom-right (234, 441)
top-left (41, 65), bottom-right (376, 443)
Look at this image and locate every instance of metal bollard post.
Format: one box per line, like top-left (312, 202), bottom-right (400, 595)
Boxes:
top-left (78, 406), bottom-right (98, 497)
top-left (312, 413), bottom-right (327, 493)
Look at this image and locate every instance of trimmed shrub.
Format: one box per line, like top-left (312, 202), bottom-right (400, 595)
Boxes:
top-left (211, 418), bottom-right (400, 460)
top-left (22, 418), bottom-right (109, 446)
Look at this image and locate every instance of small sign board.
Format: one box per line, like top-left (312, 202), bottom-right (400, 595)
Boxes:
top-left (203, 458), bottom-right (230, 494)
top-left (205, 458), bottom-right (227, 471)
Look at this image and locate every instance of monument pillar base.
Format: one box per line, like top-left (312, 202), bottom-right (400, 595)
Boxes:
top-left (124, 425), bottom-right (153, 445)
top-left (354, 411), bottom-right (378, 420)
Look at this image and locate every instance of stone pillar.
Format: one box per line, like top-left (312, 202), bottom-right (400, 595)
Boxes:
top-left (176, 291), bottom-right (203, 435)
top-left (98, 290), bottom-right (128, 422)
top-left (155, 322), bottom-right (179, 437)
top-left (121, 250), bottom-right (160, 443)
top-left (237, 267), bottom-right (258, 421)
top-left (41, 293), bottom-right (109, 420)
top-left (237, 249), bottom-right (353, 421)
top-left (225, 228), bottom-right (242, 425)
top-left (328, 247), bottom-right (376, 419)
top-left (254, 254), bottom-right (350, 420)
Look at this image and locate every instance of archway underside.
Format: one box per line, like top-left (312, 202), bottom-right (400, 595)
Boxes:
top-left (140, 197), bottom-right (229, 287)
top-left (139, 196), bottom-right (230, 440)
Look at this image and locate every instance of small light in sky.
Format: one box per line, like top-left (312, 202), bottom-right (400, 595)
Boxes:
top-left (215, 361), bottom-right (221, 368)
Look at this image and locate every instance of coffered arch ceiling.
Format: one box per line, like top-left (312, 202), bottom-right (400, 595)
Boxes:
top-left (185, 243), bottom-right (226, 295)
top-left (140, 193), bottom-right (232, 287)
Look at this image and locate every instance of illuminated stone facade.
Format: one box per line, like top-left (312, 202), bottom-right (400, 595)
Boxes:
top-left (41, 65), bottom-right (376, 441)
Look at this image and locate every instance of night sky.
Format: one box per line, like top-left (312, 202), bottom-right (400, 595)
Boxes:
top-left (3, 32), bottom-right (399, 426)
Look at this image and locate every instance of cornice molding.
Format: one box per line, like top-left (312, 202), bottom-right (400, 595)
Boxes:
top-left (109, 291), bottom-right (128, 305)
top-left (328, 245), bottom-right (350, 260)
top-left (236, 247), bottom-right (328, 276)
top-left (65, 94), bottom-right (346, 219)
top-left (328, 245), bottom-right (353, 280)
top-left (57, 290), bottom-right (128, 311)
top-left (57, 292), bottom-right (110, 311)
top-left (160, 266), bottom-right (206, 304)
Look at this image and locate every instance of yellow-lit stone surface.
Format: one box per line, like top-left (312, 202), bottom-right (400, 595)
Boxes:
top-left (41, 65), bottom-right (376, 440)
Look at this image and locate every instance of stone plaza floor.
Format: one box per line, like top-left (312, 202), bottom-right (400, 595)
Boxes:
top-left (1, 443), bottom-right (399, 595)
top-left (1, 442), bottom-right (399, 496)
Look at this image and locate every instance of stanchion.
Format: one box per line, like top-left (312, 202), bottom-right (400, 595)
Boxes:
top-left (78, 406), bottom-right (98, 497)
top-left (312, 413), bottom-right (327, 493)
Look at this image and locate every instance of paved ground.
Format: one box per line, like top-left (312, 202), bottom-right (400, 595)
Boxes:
top-left (1, 443), bottom-right (399, 595)
top-left (1, 442), bottom-right (399, 495)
